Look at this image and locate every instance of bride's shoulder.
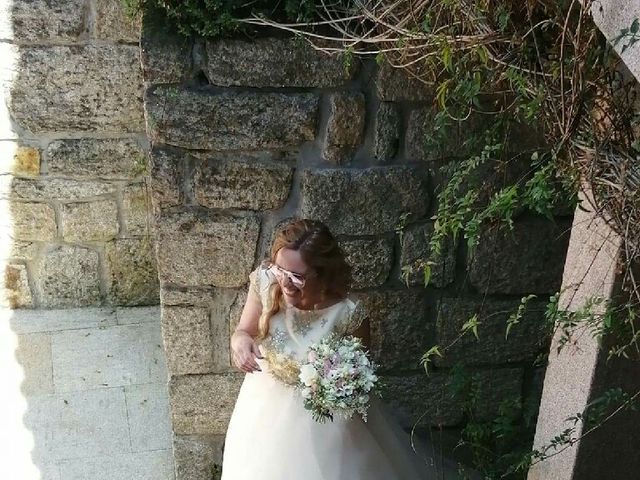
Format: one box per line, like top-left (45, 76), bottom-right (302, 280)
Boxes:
top-left (251, 263), bottom-right (277, 284)
top-left (248, 264), bottom-right (277, 303)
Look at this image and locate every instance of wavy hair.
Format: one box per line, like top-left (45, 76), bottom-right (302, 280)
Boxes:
top-left (257, 219), bottom-right (352, 339)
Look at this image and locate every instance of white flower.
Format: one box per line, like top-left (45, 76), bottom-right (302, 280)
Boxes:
top-left (338, 346), bottom-right (356, 359)
top-left (358, 355), bottom-right (370, 366)
top-left (299, 364), bottom-right (319, 387)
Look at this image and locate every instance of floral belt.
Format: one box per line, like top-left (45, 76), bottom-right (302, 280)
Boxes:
top-left (262, 348), bottom-right (301, 386)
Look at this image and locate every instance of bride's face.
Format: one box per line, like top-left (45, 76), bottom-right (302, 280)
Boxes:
top-left (272, 247), bottom-right (321, 308)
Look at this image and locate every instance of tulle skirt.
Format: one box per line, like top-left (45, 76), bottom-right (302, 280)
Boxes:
top-left (221, 359), bottom-right (463, 480)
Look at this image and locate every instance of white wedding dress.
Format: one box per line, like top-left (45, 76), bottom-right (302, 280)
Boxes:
top-left (221, 266), bottom-right (463, 479)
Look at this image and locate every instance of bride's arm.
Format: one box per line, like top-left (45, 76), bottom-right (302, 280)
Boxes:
top-left (234, 286), bottom-right (262, 338)
top-left (231, 286), bottom-right (263, 372)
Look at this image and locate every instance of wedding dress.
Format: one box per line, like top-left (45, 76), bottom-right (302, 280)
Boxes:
top-left (221, 266), bottom-right (464, 479)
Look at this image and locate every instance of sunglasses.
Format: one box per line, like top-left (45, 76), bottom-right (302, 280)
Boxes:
top-left (268, 263), bottom-right (308, 289)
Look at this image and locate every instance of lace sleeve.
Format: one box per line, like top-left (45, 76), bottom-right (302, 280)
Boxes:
top-left (340, 300), bottom-right (367, 336)
top-left (248, 268), bottom-right (261, 300)
top-left (249, 266), bottom-right (276, 310)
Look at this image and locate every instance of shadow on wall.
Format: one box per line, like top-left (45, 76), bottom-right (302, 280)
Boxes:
top-left (0, 1), bottom-right (171, 479)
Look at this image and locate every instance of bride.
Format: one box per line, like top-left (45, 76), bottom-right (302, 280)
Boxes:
top-left (222, 219), bottom-right (463, 479)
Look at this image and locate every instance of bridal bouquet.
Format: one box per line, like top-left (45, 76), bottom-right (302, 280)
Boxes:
top-left (298, 335), bottom-right (379, 423)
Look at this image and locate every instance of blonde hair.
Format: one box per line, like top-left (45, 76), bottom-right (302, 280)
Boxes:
top-left (257, 219), bottom-right (352, 339)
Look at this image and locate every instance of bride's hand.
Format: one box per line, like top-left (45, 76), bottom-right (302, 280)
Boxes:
top-left (231, 330), bottom-right (263, 373)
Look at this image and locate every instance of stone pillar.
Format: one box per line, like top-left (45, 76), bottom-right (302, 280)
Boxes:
top-left (528, 3), bottom-right (640, 477)
top-left (591, 0), bottom-right (640, 82)
top-left (528, 188), bottom-right (640, 480)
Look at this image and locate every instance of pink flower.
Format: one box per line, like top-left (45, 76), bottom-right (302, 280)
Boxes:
top-left (324, 359), bottom-right (332, 374)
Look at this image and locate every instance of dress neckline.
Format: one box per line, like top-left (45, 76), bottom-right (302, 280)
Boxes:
top-left (284, 297), bottom-right (350, 314)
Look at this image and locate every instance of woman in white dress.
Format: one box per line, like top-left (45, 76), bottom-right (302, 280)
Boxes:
top-left (222, 219), bottom-right (462, 479)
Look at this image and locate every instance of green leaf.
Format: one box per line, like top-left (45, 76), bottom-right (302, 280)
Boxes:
top-left (423, 263), bottom-right (432, 287)
top-left (442, 43), bottom-right (452, 71)
top-left (462, 314), bottom-right (481, 340)
top-left (420, 345), bottom-right (443, 375)
top-left (436, 80), bottom-right (450, 110)
top-left (477, 46), bottom-right (489, 65)
top-left (342, 46), bottom-right (354, 75)
top-left (506, 294), bottom-right (537, 339)
top-left (421, 12), bottom-right (432, 33)
top-left (400, 265), bottom-right (412, 288)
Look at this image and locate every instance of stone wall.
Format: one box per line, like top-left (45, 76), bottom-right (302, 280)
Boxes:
top-left (0, 0), bottom-right (158, 309)
top-left (142, 26), bottom-right (573, 478)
